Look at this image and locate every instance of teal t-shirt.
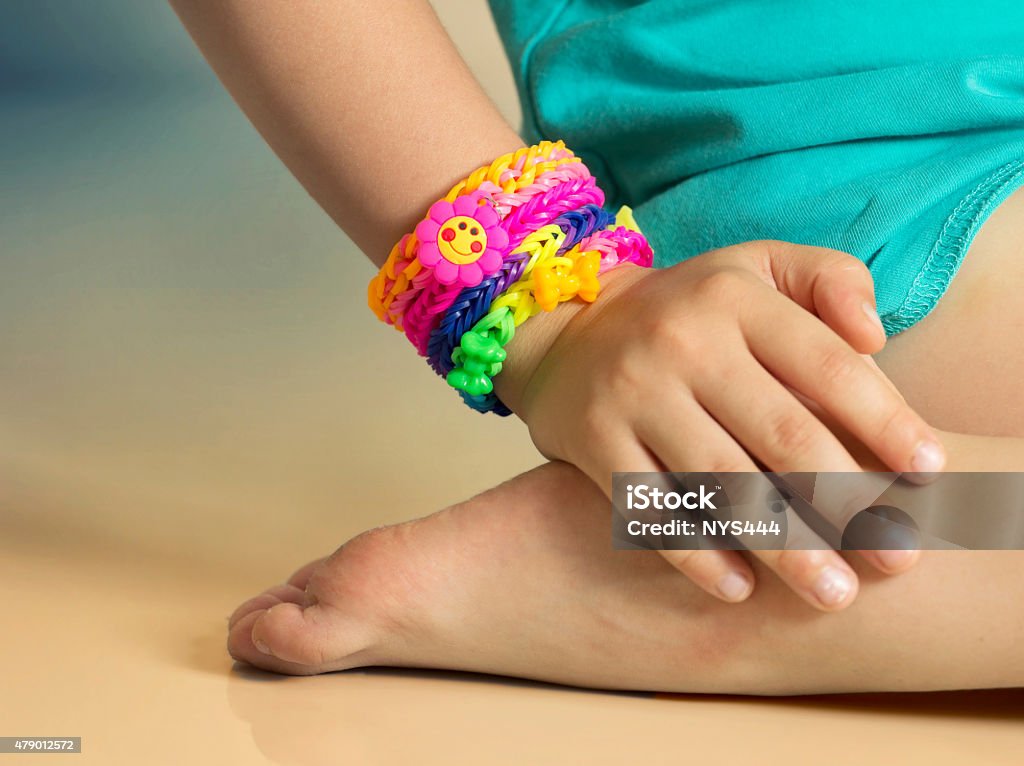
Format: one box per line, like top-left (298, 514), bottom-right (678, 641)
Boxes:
top-left (488, 0), bottom-right (1024, 333)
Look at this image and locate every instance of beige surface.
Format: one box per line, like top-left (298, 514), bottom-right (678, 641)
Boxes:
top-left (2, 2), bottom-right (1023, 764)
top-left (4, 538), bottom-right (1024, 766)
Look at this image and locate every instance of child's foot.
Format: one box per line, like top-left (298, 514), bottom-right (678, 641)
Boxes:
top-left (227, 461), bottom-right (762, 691)
top-left (226, 462), bottom-right (1019, 694)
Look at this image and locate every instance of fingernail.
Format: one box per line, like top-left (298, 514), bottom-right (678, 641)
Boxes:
top-left (717, 572), bottom-right (752, 602)
top-left (862, 301), bottom-right (885, 337)
top-left (812, 566), bottom-right (854, 607)
top-left (911, 440), bottom-right (945, 474)
top-left (874, 548), bottom-right (916, 570)
top-left (253, 637), bottom-right (272, 655)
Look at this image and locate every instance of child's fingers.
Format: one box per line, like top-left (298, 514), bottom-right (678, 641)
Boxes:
top-left (750, 547), bottom-right (860, 611)
top-left (579, 412), bottom-right (759, 605)
top-left (693, 359), bottom-right (863, 474)
top-left (635, 407), bottom-right (861, 610)
top-left (743, 294), bottom-right (946, 477)
top-left (636, 393), bottom-right (762, 475)
top-left (577, 431), bottom-right (664, 498)
top-left (683, 470), bottom-right (861, 612)
top-left (659, 549), bottom-right (755, 603)
top-left (743, 241), bottom-right (886, 355)
top-left (636, 398), bottom-right (760, 603)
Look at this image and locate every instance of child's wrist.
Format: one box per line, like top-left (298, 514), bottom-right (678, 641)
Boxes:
top-left (365, 141), bottom-right (655, 415)
top-left (494, 263), bottom-right (645, 417)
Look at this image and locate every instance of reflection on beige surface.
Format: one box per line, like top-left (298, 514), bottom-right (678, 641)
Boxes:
top-left (4, 539), bottom-right (1024, 766)
top-left (2, 2), bottom-right (1023, 764)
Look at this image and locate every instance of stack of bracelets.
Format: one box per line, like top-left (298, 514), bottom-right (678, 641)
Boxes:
top-left (367, 140), bottom-right (654, 415)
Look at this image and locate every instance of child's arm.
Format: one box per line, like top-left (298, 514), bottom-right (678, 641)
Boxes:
top-left (168, 0), bottom-right (524, 263)
top-left (170, 1), bottom-right (943, 611)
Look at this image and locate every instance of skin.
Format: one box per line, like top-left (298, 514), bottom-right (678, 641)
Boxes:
top-left (168, 1), bottom-right (1024, 690)
top-left (169, 0), bottom-right (953, 608)
top-left (226, 189), bottom-right (1024, 692)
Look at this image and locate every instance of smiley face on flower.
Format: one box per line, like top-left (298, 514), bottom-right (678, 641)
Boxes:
top-left (415, 192), bottom-right (508, 287)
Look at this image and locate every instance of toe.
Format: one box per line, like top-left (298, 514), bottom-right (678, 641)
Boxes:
top-left (250, 602), bottom-right (373, 669)
top-left (287, 558), bottom-right (327, 590)
top-left (226, 520), bottom-right (438, 676)
top-left (228, 583), bottom-right (308, 630)
top-left (227, 610), bottom-right (325, 675)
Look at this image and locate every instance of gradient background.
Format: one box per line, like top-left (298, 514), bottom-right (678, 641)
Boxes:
top-left (2, 4), bottom-right (1022, 765)
top-left (1, 0), bottom-right (534, 572)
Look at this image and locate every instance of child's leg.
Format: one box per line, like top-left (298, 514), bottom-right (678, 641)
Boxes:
top-left (875, 187), bottom-right (1024, 435)
top-left (227, 188), bottom-right (1024, 692)
top-left (227, 460), bottom-right (1024, 693)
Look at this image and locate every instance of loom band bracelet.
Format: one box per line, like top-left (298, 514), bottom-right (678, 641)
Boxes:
top-left (533, 249), bottom-right (603, 312)
top-left (404, 177), bottom-right (601, 343)
top-left (489, 162), bottom-right (592, 217)
top-left (384, 191), bottom-right (507, 330)
top-left (444, 142), bottom-right (559, 199)
top-left (372, 156), bottom-right (573, 313)
top-left (410, 221), bottom-right (562, 360)
top-left (402, 220), bottom-right (559, 345)
top-left (369, 233), bottom-right (421, 321)
top-left (448, 245), bottom-right (602, 415)
top-left (460, 390), bottom-right (513, 417)
top-left (487, 153), bottom-right (582, 197)
top-left (377, 157), bottom-right (586, 322)
top-left (448, 223), bottom-right (650, 398)
top-left (562, 206), bottom-right (653, 276)
top-left (426, 206), bottom-right (610, 375)
top-left (448, 307), bottom-right (517, 417)
top-left (398, 199), bottom-right (565, 353)
top-left (377, 256), bottom-right (424, 326)
top-left (446, 141), bottom-right (570, 198)
top-left (447, 304), bottom-right (517, 398)
top-left (400, 196), bottom-right (512, 351)
top-left (447, 250), bottom-right (598, 408)
top-left (452, 215), bottom-right (653, 415)
top-left (444, 141), bottom-right (575, 199)
top-left (426, 205), bottom-right (607, 370)
top-left (370, 141), bottom-right (576, 316)
top-left (425, 250), bottom-right (529, 376)
top-left (448, 151), bottom-right (581, 205)
top-left (579, 226), bottom-right (655, 272)
top-left (427, 211), bottom-right (640, 373)
top-left (430, 231), bottom-right (557, 353)
top-left (453, 235), bottom-right (567, 371)
top-left (503, 176), bottom-right (605, 252)
top-left (552, 205), bottom-right (616, 251)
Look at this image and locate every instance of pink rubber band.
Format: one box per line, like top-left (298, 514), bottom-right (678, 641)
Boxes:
top-left (578, 226), bottom-right (655, 271)
top-left (401, 176), bottom-right (605, 352)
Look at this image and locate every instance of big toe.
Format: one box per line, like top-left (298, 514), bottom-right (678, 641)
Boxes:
top-left (228, 601), bottom-right (377, 675)
top-left (227, 537), bottom-right (402, 675)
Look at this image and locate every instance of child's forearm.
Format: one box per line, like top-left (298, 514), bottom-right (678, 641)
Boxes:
top-left (169, 0), bottom-right (523, 264)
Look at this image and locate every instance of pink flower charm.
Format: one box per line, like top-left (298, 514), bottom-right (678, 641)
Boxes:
top-left (414, 192), bottom-right (508, 287)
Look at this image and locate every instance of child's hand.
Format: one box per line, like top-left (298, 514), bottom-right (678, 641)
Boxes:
top-left (496, 240), bottom-right (942, 611)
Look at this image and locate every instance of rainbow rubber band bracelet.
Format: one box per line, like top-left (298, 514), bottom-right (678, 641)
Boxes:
top-left (426, 204), bottom-right (615, 376)
top-left (377, 167), bottom-right (600, 334)
top-left (447, 212), bottom-right (654, 415)
top-left (400, 175), bottom-right (605, 354)
top-left (447, 243), bottom-right (599, 413)
top-left (366, 141), bottom-right (655, 416)
top-left (368, 141), bottom-right (581, 321)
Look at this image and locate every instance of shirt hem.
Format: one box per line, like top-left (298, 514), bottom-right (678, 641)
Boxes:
top-left (881, 159), bottom-right (1024, 335)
